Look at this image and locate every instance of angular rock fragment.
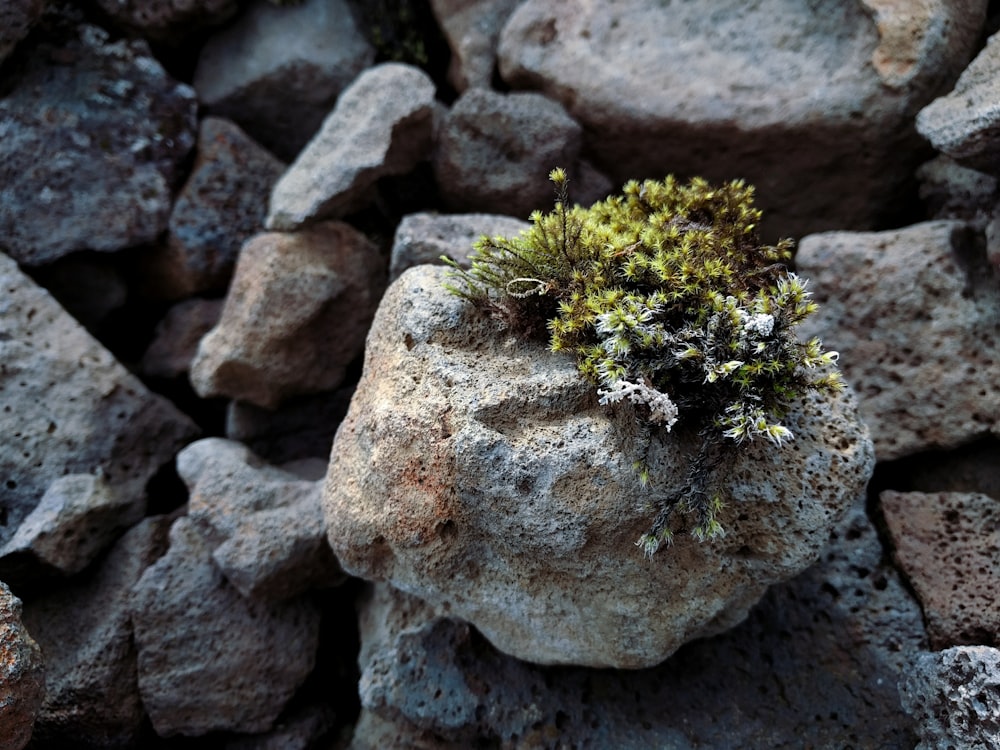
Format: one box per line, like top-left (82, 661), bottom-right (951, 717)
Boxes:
top-left (189, 222), bottom-right (384, 409)
top-left (797, 220), bottom-right (1000, 460)
top-left (266, 63), bottom-right (437, 230)
top-left (0, 582), bottom-right (44, 750)
top-left (323, 265), bottom-right (874, 668)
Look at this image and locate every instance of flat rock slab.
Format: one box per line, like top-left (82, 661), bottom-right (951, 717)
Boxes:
top-left (324, 265), bottom-right (874, 668)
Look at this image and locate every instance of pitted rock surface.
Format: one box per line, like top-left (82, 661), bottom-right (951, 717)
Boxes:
top-left (796, 220), bottom-right (1000, 460)
top-left (323, 265), bottom-right (875, 668)
top-left (0, 582), bottom-right (44, 750)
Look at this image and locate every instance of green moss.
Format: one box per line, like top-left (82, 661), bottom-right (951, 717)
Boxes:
top-left (445, 169), bottom-right (843, 555)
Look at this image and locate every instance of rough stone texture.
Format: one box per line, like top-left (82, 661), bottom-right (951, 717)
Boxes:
top-left (0, 0), bottom-right (43, 65)
top-left (433, 88), bottom-right (582, 219)
top-left (389, 211), bottom-right (529, 282)
top-left (917, 154), bottom-right (998, 228)
top-left (130, 516), bottom-right (321, 737)
top-left (881, 490), bottom-right (1000, 648)
top-left (497, 0), bottom-right (986, 239)
top-left (0, 253), bottom-right (199, 583)
top-left (222, 702), bottom-right (337, 750)
top-left (21, 516), bottom-right (171, 749)
top-left (429, 0), bottom-right (523, 92)
top-left (796, 220), bottom-right (1000, 460)
top-left (0, 582), bottom-right (44, 750)
top-left (900, 646), bottom-right (1000, 750)
top-left (350, 498), bottom-right (926, 748)
top-left (94, 0), bottom-right (237, 43)
top-left (0, 24), bottom-right (197, 265)
top-left (189, 221), bottom-right (384, 409)
top-left (140, 298), bottom-right (225, 380)
top-left (144, 117), bottom-right (286, 300)
top-left (266, 63), bottom-right (437, 230)
top-left (918, 31), bottom-right (1000, 175)
top-left (179, 438), bottom-right (342, 602)
top-left (194, 0), bottom-right (375, 161)
top-left (323, 265), bottom-right (875, 668)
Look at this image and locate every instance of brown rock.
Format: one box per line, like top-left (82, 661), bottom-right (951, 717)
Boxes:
top-left (0, 581), bottom-right (44, 750)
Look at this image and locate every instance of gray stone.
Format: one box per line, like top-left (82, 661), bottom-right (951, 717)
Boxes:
top-left (0, 581), bottom-right (44, 750)
top-left (323, 265), bottom-right (874, 668)
top-left (796, 220), bottom-right (1000, 460)
top-left (352, 498), bottom-right (926, 748)
top-left (194, 0), bottom-right (375, 160)
top-left (144, 117), bottom-right (286, 300)
top-left (140, 298), bottom-right (225, 380)
top-left (94, 0), bottom-right (237, 43)
top-left (189, 221), bottom-right (384, 409)
top-left (389, 211), bottom-right (529, 282)
top-left (266, 63), bottom-right (437, 230)
top-left (916, 155), bottom-right (998, 228)
top-left (222, 702), bottom-right (337, 750)
top-left (0, 24), bottom-right (197, 265)
top-left (0, 252), bottom-right (199, 584)
top-left (900, 646), bottom-right (1000, 750)
top-left (881, 490), bottom-right (1000, 648)
top-left (179, 438), bottom-right (342, 602)
top-left (429, 0), bottom-right (523, 92)
top-left (917, 31), bottom-right (1000, 174)
top-left (0, 0), bottom-right (43, 64)
top-left (433, 88), bottom-right (582, 219)
top-left (22, 517), bottom-right (171, 749)
top-left (497, 0), bottom-right (986, 239)
top-left (130, 516), bottom-right (321, 737)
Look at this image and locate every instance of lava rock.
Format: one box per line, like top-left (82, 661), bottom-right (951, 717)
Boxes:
top-left (0, 582), bottom-right (44, 750)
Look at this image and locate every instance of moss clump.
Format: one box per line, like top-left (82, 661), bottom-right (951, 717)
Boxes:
top-left (445, 169), bottom-right (843, 555)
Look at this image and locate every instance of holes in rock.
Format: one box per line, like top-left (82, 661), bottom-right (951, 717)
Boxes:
top-left (403, 333), bottom-right (415, 351)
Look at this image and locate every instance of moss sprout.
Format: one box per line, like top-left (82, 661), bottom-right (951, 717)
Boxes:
top-left (444, 170), bottom-right (843, 555)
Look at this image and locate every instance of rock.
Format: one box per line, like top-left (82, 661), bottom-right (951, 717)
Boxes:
top-left (900, 646), bottom-right (1000, 750)
top-left (189, 221), bottom-right (384, 409)
top-left (0, 24), bottom-right (197, 265)
top-left (140, 298), bottom-right (225, 380)
top-left (881, 490), bottom-right (1000, 648)
top-left (266, 63), bottom-right (437, 230)
top-left (497, 0), bottom-right (986, 239)
top-left (0, 252), bottom-right (199, 584)
top-left (433, 88), bottom-right (583, 218)
top-left (323, 265), bottom-right (874, 668)
top-left (0, 0), bottom-right (43, 64)
top-left (194, 0), bottom-right (375, 160)
top-left (130, 516), bottom-right (321, 737)
top-left (143, 117), bottom-right (287, 300)
top-left (21, 517), bottom-right (171, 749)
top-left (0, 581), bottom-right (44, 750)
top-left (179, 438), bottom-right (342, 602)
top-left (796, 220), bottom-right (1000, 460)
top-left (917, 31), bottom-right (1000, 174)
top-left (916, 154), bottom-right (997, 227)
top-left (352, 499), bottom-right (926, 748)
top-left (429, 0), bottom-right (523, 91)
top-left (388, 211), bottom-right (530, 282)
top-left (222, 701), bottom-right (337, 750)
top-left (93, 0), bottom-right (237, 43)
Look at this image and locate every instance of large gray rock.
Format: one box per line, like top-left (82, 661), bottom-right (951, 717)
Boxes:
top-left (0, 253), bottom-right (198, 583)
top-left (194, 0), bottom-right (374, 160)
top-left (433, 88), bottom-right (583, 218)
top-left (266, 63), bottom-right (437, 230)
top-left (796, 220), bottom-right (1000, 460)
top-left (900, 646), bottom-right (1000, 750)
top-left (917, 31), bottom-right (1000, 175)
top-left (497, 0), bottom-right (986, 239)
top-left (429, 0), bottom-right (523, 92)
top-left (22, 517), bottom-right (171, 749)
top-left (0, 24), bottom-right (197, 265)
top-left (350, 499), bottom-right (926, 748)
top-left (189, 221), bottom-right (384, 409)
top-left (0, 582), bottom-right (44, 750)
top-left (130, 517), bottom-right (321, 737)
top-left (323, 265), bottom-right (875, 668)
top-left (0, 0), bottom-right (43, 64)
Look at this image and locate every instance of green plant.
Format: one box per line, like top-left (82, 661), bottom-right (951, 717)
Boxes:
top-left (444, 169), bottom-right (843, 556)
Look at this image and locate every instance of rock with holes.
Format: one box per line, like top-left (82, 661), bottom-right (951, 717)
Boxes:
top-left (0, 581), bottom-right (44, 750)
top-left (497, 0), bottom-right (986, 239)
top-left (796, 220), bottom-right (1000, 460)
top-left (881, 490), bottom-right (1000, 648)
top-left (0, 252), bottom-right (198, 586)
top-left (900, 646), bottom-right (1000, 750)
top-left (322, 265), bottom-right (875, 668)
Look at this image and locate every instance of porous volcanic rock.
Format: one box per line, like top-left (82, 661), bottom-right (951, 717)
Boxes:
top-left (323, 265), bottom-right (875, 668)
top-left (796, 220), bottom-right (1000, 460)
top-left (497, 0), bottom-right (986, 239)
top-left (0, 582), bottom-right (44, 750)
